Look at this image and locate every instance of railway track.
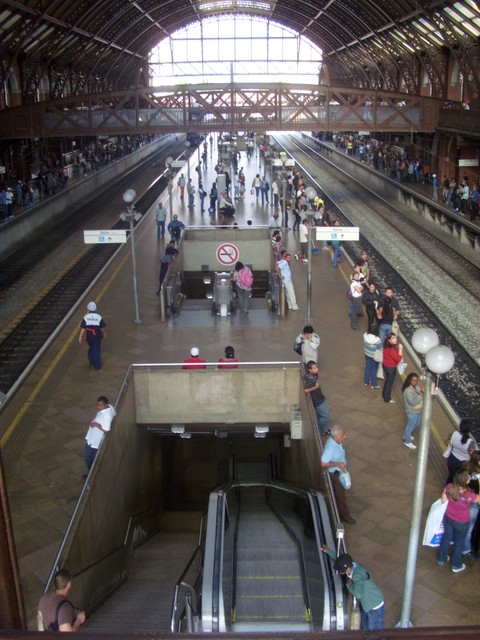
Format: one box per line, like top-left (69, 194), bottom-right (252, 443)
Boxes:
top-left (274, 133), bottom-right (480, 433)
top-left (0, 138), bottom-right (187, 395)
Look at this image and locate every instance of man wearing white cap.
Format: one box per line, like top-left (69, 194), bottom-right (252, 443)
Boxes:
top-left (182, 347), bottom-right (207, 369)
top-left (78, 301), bottom-right (106, 370)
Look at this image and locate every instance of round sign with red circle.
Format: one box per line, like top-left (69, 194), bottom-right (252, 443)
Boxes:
top-left (216, 243), bottom-right (239, 266)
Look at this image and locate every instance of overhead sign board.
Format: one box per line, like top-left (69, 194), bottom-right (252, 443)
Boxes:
top-left (315, 226), bottom-right (360, 241)
top-left (84, 229), bottom-right (127, 244)
top-left (169, 161), bottom-right (185, 169)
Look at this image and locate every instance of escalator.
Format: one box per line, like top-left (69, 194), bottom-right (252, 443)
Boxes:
top-left (201, 463), bottom-right (347, 632)
top-left (163, 269), bottom-right (281, 317)
top-left (233, 485), bottom-right (310, 631)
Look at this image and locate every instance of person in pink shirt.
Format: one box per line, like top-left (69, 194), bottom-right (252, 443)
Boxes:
top-left (437, 470), bottom-right (480, 573)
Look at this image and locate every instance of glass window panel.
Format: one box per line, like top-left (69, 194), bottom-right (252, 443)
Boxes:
top-left (149, 15), bottom-right (322, 85)
top-left (205, 38), bottom-right (221, 61)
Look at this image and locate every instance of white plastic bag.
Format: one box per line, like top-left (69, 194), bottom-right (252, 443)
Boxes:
top-left (422, 498), bottom-right (447, 547)
top-left (339, 469), bottom-right (352, 490)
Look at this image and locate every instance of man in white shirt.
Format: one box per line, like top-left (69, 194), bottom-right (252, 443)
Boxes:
top-left (276, 252), bottom-right (299, 310)
top-left (295, 324), bottom-right (320, 363)
top-left (84, 396), bottom-right (116, 473)
top-left (295, 218), bottom-right (309, 262)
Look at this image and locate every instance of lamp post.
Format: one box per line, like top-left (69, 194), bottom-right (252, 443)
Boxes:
top-left (185, 140), bottom-right (191, 184)
top-left (281, 178), bottom-right (288, 227)
top-left (304, 186), bottom-right (317, 323)
top-left (120, 188), bottom-right (142, 324)
top-left (165, 156), bottom-right (174, 222)
top-left (398, 328), bottom-right (454, 627)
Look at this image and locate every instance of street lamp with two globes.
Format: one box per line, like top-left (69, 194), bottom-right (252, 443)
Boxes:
top-left (119, 188), bottom-right (142, 324)
top-left (304, 186), bottom-right (317, 322)
top-left (398, 327), bottom-right (454, 627)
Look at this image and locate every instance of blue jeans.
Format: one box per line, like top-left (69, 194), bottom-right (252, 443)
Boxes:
top-left (314, 400), bottom-right (330, 434)
top-left (331, 243), bottom-right (340, 267)
top-left (463, 504), bottom-right (479, 554)
top-left (350, 297), bottom-right (362, 329)
top-left (84, 443), bottom-right (98, 470)
top-left (156, 220), bottom-right (165, 239)
top-left (378, 323), bottom-right (392, 343)
top-left (403, 411), bottom-right (421, 443)
top-left (382, 366), bottom-right (396, 402)
top-left (361, 603), bottom-right (384, 630)
top-left (364, 356), bottom-right (378, 386)
top-left (438, 514), bottom-right (469, 569)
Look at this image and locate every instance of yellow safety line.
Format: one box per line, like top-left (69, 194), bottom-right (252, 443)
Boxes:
top-left (1, 251), bottom-right (131, 448)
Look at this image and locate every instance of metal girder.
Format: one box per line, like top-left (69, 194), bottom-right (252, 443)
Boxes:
top-left (0, 83), bottom-right (450, 140)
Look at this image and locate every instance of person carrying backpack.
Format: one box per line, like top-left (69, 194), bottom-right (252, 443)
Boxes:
top-left (37, 569), bottom-right (85, 631)
top-left (232, 261), bottom-right (253, 314)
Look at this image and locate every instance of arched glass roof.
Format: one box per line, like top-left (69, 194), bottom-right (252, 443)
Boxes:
top-left (149, 16), bottom-right (323, 85)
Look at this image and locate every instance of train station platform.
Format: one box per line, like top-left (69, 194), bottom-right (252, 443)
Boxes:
top-left (1, 137), bottom-right (478, 631)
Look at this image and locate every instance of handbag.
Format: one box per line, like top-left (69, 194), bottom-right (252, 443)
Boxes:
top-left (397, 359), bottom-right (407, 375)
top-left (339, 469), bottom-right (352, 490)
top-left (293, 340), bottom-right (303, 355)
top-left (422, 498), bottom-right (447, 547)
top-left (377, 362), bottom-right (384, 379)
top-left (373, 348), bottom-right (383, 363)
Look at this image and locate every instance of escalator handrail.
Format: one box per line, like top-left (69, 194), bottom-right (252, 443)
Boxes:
top-left (201, 481), bottom-right (235, 632)
top-left (308, 490), bottom-right (348, 630)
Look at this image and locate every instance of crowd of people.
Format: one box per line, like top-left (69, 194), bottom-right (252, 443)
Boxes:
top-left (0, 135), bottom-right (153, 222)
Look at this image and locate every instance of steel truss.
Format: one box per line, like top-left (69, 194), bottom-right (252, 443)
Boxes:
top-left (0, 83), bottom-right (446, 140)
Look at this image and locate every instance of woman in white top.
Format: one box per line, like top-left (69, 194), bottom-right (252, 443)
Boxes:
top-left (446, 418), bottom-right (477, 482)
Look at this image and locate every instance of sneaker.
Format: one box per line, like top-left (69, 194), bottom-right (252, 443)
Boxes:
top-left (388, 400), bottom-right (396, 404)
top-left (371, 385), bottom-right (381, 389)
top-left (302, 259), bottom-right (308, 263)
top-left (452, 564), bottom-right (466, 573)
top-left (437, 555), bottom-right (450, 566)
top-left (404, 441), bottom-right (417, 450)
top-left (294, 254), bottom-right (299, 261)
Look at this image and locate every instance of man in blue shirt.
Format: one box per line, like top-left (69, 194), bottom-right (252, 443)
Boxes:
top-left (321, 424), bottom-right (355, 524)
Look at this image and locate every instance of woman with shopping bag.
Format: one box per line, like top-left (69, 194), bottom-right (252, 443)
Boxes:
top-left (437, 469), bottom-right (480, 573)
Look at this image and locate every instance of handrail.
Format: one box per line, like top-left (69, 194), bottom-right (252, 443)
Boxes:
top-left (170, 514), bottom-right (206, 632)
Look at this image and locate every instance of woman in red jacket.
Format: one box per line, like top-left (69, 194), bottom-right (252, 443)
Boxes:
top-left (382, 332), bottom-right (403, 403)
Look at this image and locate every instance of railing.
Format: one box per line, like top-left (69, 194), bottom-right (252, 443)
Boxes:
top-left (170, 514), bottom-right (206, 632)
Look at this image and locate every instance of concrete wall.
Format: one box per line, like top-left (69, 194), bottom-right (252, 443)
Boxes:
top-left (56, 372), bottom-right (166, 612)
top-left (52, 365), bottom-right (326, 613)
top-left (0, 137), bottom-right (168, 260)
top-left (134, 367), bottom-right (300, 424)
top-left (180, 228), bottom-right (274, 272)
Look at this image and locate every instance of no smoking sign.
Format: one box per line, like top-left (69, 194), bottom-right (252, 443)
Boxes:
top-left (216, 242), bottom-right (239, 266)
